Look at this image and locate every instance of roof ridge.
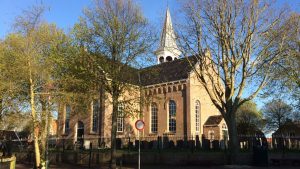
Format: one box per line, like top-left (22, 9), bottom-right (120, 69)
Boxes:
top-left (141, 55), bottom-right (197, 70)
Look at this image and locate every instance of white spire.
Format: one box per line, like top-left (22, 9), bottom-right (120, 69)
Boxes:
top-left (155, 7), bottom-right (181, 64)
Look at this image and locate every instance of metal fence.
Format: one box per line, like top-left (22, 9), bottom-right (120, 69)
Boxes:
top-left (3, 134), bottom-right (300, 153)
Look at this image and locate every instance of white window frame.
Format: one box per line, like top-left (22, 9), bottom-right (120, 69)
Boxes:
top-left (151, 103), bottom-right (158, 133)
top-left (92, 99), bottom-right (100, 133)
top-left (117, 103), bottom-right (124, 132)
top-left (195, 100), bottom-right (200, 132)
top-left (168, 100), bottom-right (176, 132)
top-left (208, 130), bottom-right (215, 140)
top-left (64, 105), bottom-right (71, 134)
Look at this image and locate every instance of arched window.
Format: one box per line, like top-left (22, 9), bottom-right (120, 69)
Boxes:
top-left (65, 105), bottom-right (71, 134)
top-left (159, 56), bottom-right (164, 63)
top-left (92, 99), bottom-right (100, 132)
top-left (117, 103), bottom-right (124, 132)
top-left (169, 100), bottom-right (176, 132)
top-left (222, 123), bottom-right (228, 140)
top-left (151, 103), bottom-right (158, 133)
top-left (208, 130), bottom-right (215, 140)
top-left (166, 56), bottom-right (172, 62)
top-left (195, 100), bottom-right (200, 132)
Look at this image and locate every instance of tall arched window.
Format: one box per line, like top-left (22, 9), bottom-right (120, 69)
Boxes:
top-left (92, 99), bottom-right (100, 132)
top-left (117, 103), bottom-right (124, 132)
top-left (151, 103), bottom-right (158, 133)
top-left (65, 105), bottom-right (71, 134)
top-left (195, 100), bottom-right (200, 132)
top-left (169, 100), bottom-right (176, 132)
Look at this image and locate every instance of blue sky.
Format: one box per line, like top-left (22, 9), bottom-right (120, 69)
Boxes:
top-left (0, 0), bottom-right (179, 38)
top-left (0, 0), bottom-right (299, 38)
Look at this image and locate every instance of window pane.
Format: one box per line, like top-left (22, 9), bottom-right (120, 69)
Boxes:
top-left (66, 105), bottom-right (71, 120)
top-left (117, 104), bottom-right (124, 132)
top-left (169, 100), bottom-right (176, 132)
top-left (65, 105), bottom-right (71, 134)
top-left (195, 101), bottom-right (200, 132)
top-left (92, 100), bottom-right (100, 132)
top-left (151, 103), bottom-right (158, 133)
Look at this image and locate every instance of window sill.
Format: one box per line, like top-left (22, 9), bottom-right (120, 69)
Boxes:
top-left (89, 132), bottom-right (98, 135)
top-left (149, 133), bottom-right (158, 136)
top-left (163, 132), bottom-right (176, 136)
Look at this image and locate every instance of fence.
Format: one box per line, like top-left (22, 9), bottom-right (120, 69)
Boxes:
top-left (3, 134), bottom-right (300, 153)
top-left (46, 135), bottom-right (226, 152)
top-left (4, 134), bottom-right (298, 152)
top-left (5, 135), bottom-right (300, 167)
top-left (271, 135), bottom-right (300, 150)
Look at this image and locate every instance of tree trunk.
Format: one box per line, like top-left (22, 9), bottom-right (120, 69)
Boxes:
top-left (226, 113), bottom-right (239, 164)
top-left (40, 100), bottom-right (50, 169)
top-left (110, 94), bottom-right (118, 169)
top-left (29, 73), bottom-right (41, 169)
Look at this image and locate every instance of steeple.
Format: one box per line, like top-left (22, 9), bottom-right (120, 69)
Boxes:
top-left (155, 7), bottom-right (181, 64)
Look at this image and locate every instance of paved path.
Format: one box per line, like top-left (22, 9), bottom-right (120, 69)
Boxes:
top-left (16, 164), bottom-right (300, 169)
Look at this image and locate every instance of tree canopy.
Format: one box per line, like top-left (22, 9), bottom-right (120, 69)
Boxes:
top-left (262, 99), bottom-right (293, 132)
top-left (178, 0), bottom-right (293, 164)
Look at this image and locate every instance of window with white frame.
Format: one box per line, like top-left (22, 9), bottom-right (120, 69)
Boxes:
top-left (208, 130), bottom-right (215, 140)
top-left (65, 105), bottom-right (71, 134)
top-left (117, 103), bottom-right (124, 132)
top-left (169, 100), bottom-right (176, 132)
top-left (195, 100), bottom-right (200, 132)
top-left (92, 99), bottom-right (100, 132)
top-left (222, 123), bottom-right (228, 140)
top-left (151, 103), bottom-right (158, 133)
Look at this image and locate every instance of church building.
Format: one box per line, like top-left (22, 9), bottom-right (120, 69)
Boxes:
top-left (57, 8), bottom-right (227, 147)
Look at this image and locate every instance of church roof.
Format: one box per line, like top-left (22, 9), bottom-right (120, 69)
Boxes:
top-left (139, 56), bottom-right (198, 86)
top-left (203, 115), bottom-right (223, 126)
top-left (88, 53), bottom-right (199, 86)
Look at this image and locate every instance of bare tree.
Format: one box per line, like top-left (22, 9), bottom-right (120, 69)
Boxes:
top-left (263, 99), bottom-right (293, 132)
top-left (73, 0), bottom-right (154, 168)
top-left (264, 13), bottom-right (300, 110)
top-left (178, 0), bottom-right (290, 163)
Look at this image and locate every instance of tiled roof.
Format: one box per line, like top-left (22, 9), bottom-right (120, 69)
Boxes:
top-left (204, 115), bottom-right (223, 126)
top-left (273, 121), bottom-right (300, 135)
top-left (94, 54), bottom-right (199, 86)
top-left (139, 56), bottom-right (198, 86)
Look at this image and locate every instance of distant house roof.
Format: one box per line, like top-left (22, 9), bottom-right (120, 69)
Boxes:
top-left (273, 121), bottom-right (300, 136)
top-left (204, 115), bottom-right (223, 126)
top-left (139, 56), bottom-right (198, 86)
